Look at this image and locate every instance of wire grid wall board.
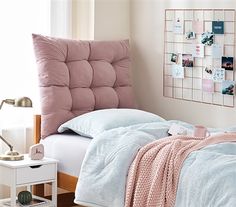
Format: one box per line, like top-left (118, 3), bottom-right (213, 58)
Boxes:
top-left (163, 9), bottom-right (236, 107)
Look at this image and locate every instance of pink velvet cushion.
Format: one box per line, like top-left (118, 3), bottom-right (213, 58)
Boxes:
top-left (32, 34), bottom-right (135, 138)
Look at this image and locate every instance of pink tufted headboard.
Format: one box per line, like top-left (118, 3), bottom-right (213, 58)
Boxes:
top-left (32, 34), bottom-right (136, 138)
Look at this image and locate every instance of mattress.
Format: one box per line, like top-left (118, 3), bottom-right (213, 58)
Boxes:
top-left (40, 133), bottom-right (91, 177)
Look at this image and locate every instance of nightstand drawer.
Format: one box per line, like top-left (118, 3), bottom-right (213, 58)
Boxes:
top-left (16, 163), bottom-right (56, 185)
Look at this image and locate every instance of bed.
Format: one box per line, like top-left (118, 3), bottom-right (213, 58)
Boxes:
top-left (32, 34), bottom-right (236, 207)
top-left (32, 33), bottom-right (136, 197)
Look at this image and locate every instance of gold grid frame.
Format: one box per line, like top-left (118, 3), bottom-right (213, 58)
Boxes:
top-left (163, 9), bottom-right (235, 107)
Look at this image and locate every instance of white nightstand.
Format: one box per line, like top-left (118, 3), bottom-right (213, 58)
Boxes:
top-left (0, 155), bottom-right (58, 207)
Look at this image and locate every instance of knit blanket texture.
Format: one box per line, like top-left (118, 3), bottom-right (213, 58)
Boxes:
top-left (125, 133), bottom-right (236, 207)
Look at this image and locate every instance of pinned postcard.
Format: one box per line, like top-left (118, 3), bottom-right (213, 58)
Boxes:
top-left (192, 44), bottom-right (205, 58)
top-left (212, 21), bottom-right (224, 34)
top-left (173, 17), bottom-right (184, 34)
top-left (212, 44), bottom-right (223, 59)
top-left (202, 79), bottom-right (214, 93)
top-left (192, 20), bottom-right (203, 33)
top-left (221, 56), bottom-right (234, 71)
top-left (212, 68), bottom-right (225, 82)
top-left (222, 80), bottom-right (235, 95)
top-left (182, 54), bottom-right (193, 67)
top-left (172, 65), bottom-right (184, 78)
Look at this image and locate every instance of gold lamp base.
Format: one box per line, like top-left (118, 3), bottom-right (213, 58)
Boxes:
top-left (0, 150), bottom-right (24, 161)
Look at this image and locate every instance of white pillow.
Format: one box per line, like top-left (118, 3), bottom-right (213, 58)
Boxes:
top-left (58, 109), bottom-right (165, 138)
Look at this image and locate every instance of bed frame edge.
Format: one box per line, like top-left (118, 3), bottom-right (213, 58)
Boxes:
top-left (34, 114), bottom-right (41, 144)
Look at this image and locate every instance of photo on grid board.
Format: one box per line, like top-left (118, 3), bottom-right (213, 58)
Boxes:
top-left (182, 54), bottom-right (193, 67)
top-left (222, 80), bottom-right (235, 95)
top-left (172, 65), bottom-right (184, 79)
top-left (192, 44), bottom-right (204, 58)
top-left (212, 21), bottom-right (224, 34)
top-left (171, 53), bottom-right (178, 63)
top-left (201, 32), bottom-right (214, 46)
top-left (212, 44), bottom-right (223, 59)
top-left (185, 31), bottom-right (196, 40)
top-left (173, 17), bottom-right (184, 34)
top-left (202, 79), bottom-right (214, 93)
top-left (212, 68), bottom-right (225, 82)
top-left (221, 56), bottom-right (234, 71)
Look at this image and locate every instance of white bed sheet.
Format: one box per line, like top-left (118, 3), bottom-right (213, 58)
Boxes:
top-left (40, 133), bottom-right (91, 177)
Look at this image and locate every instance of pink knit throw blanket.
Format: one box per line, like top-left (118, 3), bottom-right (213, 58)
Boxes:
top-left (125, 133), bottom-right (236, 207)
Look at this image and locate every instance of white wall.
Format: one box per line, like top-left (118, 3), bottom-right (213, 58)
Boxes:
top-left (94, 0), bottom-right (130, 40)
top-left (72, 0), bottom-right (130, 40)
top-left (72, 0), bottom-right (94, 40)
top-left (130, 0), bottom-right (236, 128)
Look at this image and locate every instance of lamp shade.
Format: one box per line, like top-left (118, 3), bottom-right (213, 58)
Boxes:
top-left (0, 97), bottom-right (33, 109)
top-left (14, 97), bottom-right (33, 107)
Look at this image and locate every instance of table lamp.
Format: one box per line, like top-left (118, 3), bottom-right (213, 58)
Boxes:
top-left (0, 97), bottom-right (32, 161)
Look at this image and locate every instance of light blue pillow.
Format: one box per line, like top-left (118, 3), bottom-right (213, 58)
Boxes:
top-left (58, 108), bottom-right (165, 138)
